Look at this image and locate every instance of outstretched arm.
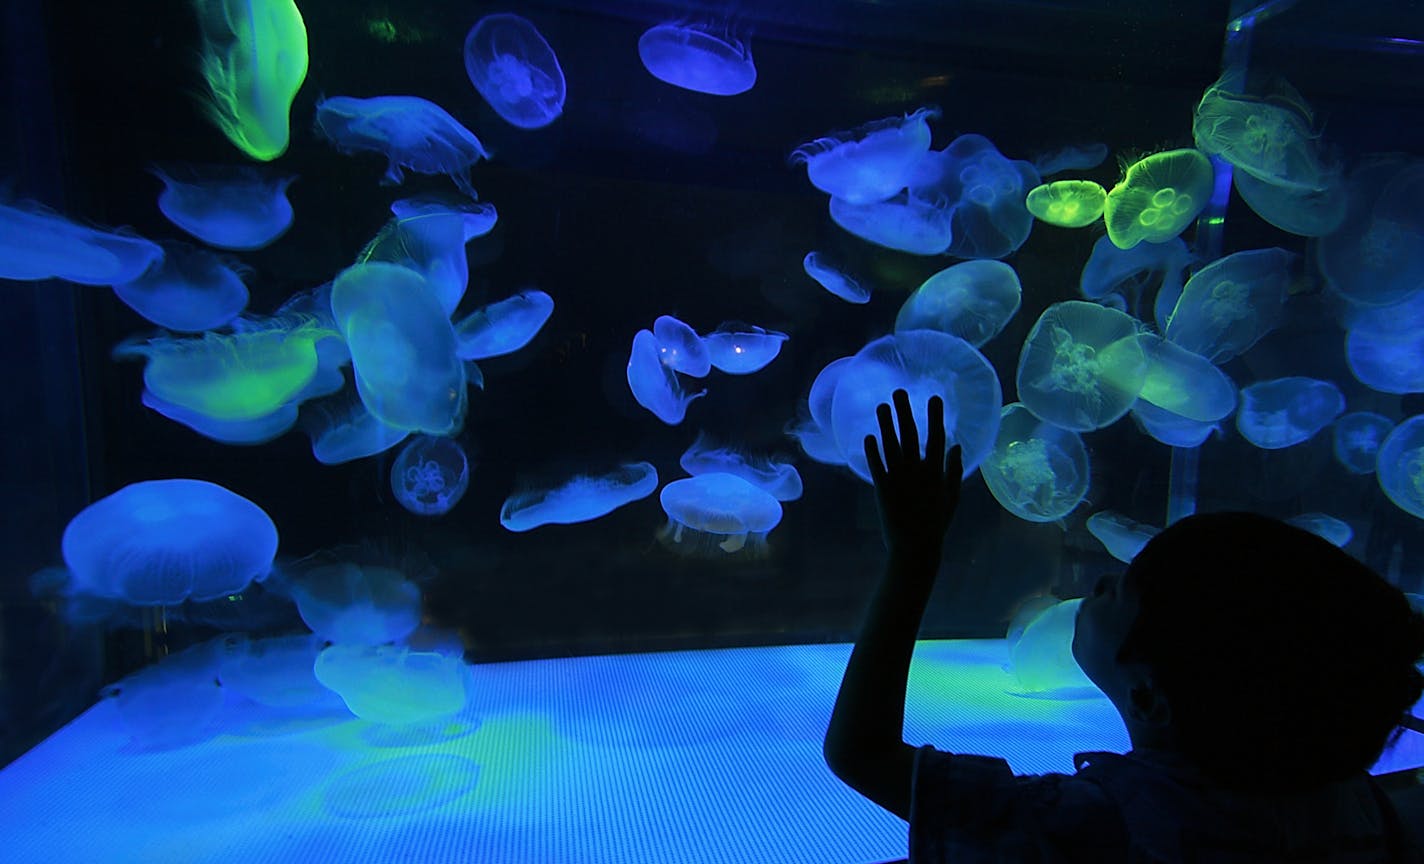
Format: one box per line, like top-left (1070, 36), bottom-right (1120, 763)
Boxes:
top-left (824, 388), bottom-right (962, 820)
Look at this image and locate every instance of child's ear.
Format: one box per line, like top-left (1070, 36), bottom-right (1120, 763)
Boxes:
top-left (1128, 682), bottom-right (1172, 727)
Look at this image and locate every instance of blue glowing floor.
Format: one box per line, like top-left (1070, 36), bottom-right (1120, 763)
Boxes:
top-left (2, 640), bottom-right (1419, 864)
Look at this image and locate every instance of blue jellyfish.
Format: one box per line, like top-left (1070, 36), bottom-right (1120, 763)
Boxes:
top-left (304, 392), bottom-right (409, 465)
top-left (1135, 333), bottom-right (1236, 423)
top-left (1009, 598), bottom-right (1097, 696)
top-left (112, 241), bottom-right (249, 332)
top-left (788, 356), bottom-right (856, 466)
top-left (627, 328), bottom-right (706, 424)
top-left (62, 479), bottom-right (278, 604)
top-left (390, 435), bottom-right (470, 516)
top-left (652, 315), bottom-right (712, 377)
top-left (105, 640), bottom-right (226, 748)
top-left (659, 473), bottom-right (783, 554)
top-left (979, 403), bottom-right (1090, 523)
top-left (702, 323), bottom-right (788, 374)
top-left (790, 107), bottom-right (940, 204)
top-left (360, 197), bottom-right (499, 316)
top-left (679, 433), bottom-right (803, 501)
top-left (287, 562), bottom-right (422, 644)
top-left (1078, 235), bottom-right (1193, 329)
top-left (1332, 411), bottom-right (1394, 475)
top-left (908, 133), bottom-right (1040, 260)
top-left (1086, 511), bottom-right (1159, 563)
top-left (142, 388), bottom-right (297, 446)
top-left (1378, 415), bottom-right (1424, 520)
top-left (151, 163), bottom-right (295, 250)
top-left (1163, 248), bottom-right (1296, 364)
top-left (895, 259), bottom-right (1021, 347)
top-left (638, 20), bottom-right (756, 96)
top-left (1130, 400), bottom-right (1221, 448)
top-left (500, 462), bottom-right (659, 531)
top-left (1233, 166), bottom-right (1346, 238)
top-left (1346, 324), bottom-right (1424, 396)
top-left (314, 96), bottom-right (491, 199)
top-left (1286, 513), bottom-right (1353, 548)
top-left (313, 643), bottom-right (469, 725)
top-left (391, 195), bottom-right (498, 237)
top-left (1317, 159), bottom-right (1424, 309)
top-left (0, 197), bottom-right (163, 286)
top-left (1032, 142), bottom-right (1109, 177)
top-left (803, 251), bottom-right (870, 305)
top-left (827, 192), bottom-right (954, 255)
top-left (454, 289), bottom-right (554, 360)
top-left (463, 13), bottom-right (565, 129)
top-left (1015, 301), bottom-right (1147, 432)
top-left (1236, 377), bottom-right (1345, 450)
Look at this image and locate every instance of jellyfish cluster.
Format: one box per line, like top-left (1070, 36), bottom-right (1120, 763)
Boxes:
top-left (626, 316), bottom-right (786, 424)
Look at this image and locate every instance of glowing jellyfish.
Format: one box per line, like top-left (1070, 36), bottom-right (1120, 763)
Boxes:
top-left (1163, 247), bottom-right (1295, 364)
top-left (652, 315), bottom-right (711, 377)
top-left (827, 192), bottom-right (954, 255)
top-left (803, 251), bottom-right (870, 304)
top-left (218, 633), bottom-right (340, 710)
top-left (314, 643), bottom-right (469, 725)
top-left (679, 433), bottom-right (803, 501)
top-left (1015, 301), bottom-right (1147, 432)
top-left (1286, 513), bottom-right (1353, 548)
top-left (895, 259), bottom-right (1021, 347)
top-left (454, 289), bottom-right (554, 360)
top-left (314, 96), bottom-right (491, 199)
top-left (143, 388), bottom-right (297, 446)
top-left (1130, 400), bottom-right (1220, 448)
top-left (659, 473), bottom-right (783, 553)
top-left (151, 163), bottom-right (295, 250)
top-left (1134, 333), bottom-right (1236, 423)
top-left (1233, 166), bottom-right (1346, 238)
top-left (1086, 511), bottom-right (1159, 563)
top-left (1103, 149), bottom-right (1213, 250)
top-left (908, 134), bottom-right (1039, 259)
top-left (62, 479), bottom-right (277, 604)
top-left (463, 13), bottom-right (565, 129)
top-left (979, 403), bottom-right (1089, 523)
top-left (391, 435), bottom-right (470, 516)
top-left (1032, 142), bottom-right (1109, 176)
top-left (1025, 180), bottom-right (1106, 228)
top-left (1332, 411), bottom-right (1394, 474)
top-left (702, 323), bottom-right (788, 374)
top-left (500, 462), bottom-right (659, 531)
top-left (1377, 415), bottom-right (1424, 520)
top-left (112, 242), bottom-right (249, 332)
top-left (1192, 73), bottom-right (1329, 192)
top-left (1318, 159), bottom-right (1424, 309)
top-left (790, 107), bottom-right (939, 204)
top-left (627, 329), bottom-right (706, 424)
top-left (0, 198), bottom-right (163, 286)
top-left (831, 330), bottom-right (1002, 482)
top-left (105, 640), bottom-right (226, 748)
top-left (288, 563), bottom-right (422, 644)
top-left (1346, 320), bottom-right (1424, 395)
top-left (638, 21), bottom-right (756, 96)
top-left (1079, 235), bottom-right (1193, 329)
top-left (788, 356), bottom-right (856, 466)
top-left (360, 197), bottom-right (499, 316)
top-left (1009, 598), bottom-right (1096, 696)
top-left (331, 262), bottom-right (465, 434)
top-left (305, 392), bottom-right (409, 465)
top-left (1236, 377), bottom-right (1345, 450)
top-left (192, 0), bottom-right (307, 161)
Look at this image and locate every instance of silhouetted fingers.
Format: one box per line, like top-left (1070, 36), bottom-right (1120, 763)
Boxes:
top-left (876, 400), bottom-right (900, 467)
top-left (944, 444), bottom-right (963, 487)
top-left (864, 434), bottom-right (888, 487)
top-left (892, 389), bottom-right (918, 462)
top-left (926, 395), bottom-right (946, 471)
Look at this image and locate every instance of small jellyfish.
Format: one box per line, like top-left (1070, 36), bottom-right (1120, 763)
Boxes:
top-left (652, 315), bottom-right (712, 377)
top-left (908, 134), bottom-right (1039, 260)
top-left (151, 163), bottom-right (295, 250)
top-left (638, 20), bottom-right (756, 96)
top-left (979, 403), bottom-right (1090, 523)
top-left (1285, 513), bottom-right (1353, 548)
top-left (1134, 333), bottom-right (1236, 423)
top-left (627, 328), bottom-right (706, 424)
top-left (112, 241), bottom-right (249, 332)
top-left (454, 289), bottom-right (554, 360)
top-left (1032, 142), bottom-right (1109, 177)
top-left (463, 13), bottom-right (565, 129)
top-left (679, 433), bottom-right (803, 501)
top-left (1025, 180), bottom-right (1106, 228)
top-left (192, 0), bottom-right (308, 161)
top-left (1015, 301), bottom-right (1148, 432)
top-left (287, 563), bottom-right (422, 645)
top-left (314, 96), bottom-right (491, 199)
top-left (659, 473), bottom-right (783, 554)
top-left (1163, 247), bottom-right (1296, 364)
top-left (500, 462), bottom-right (659, 531)
top-left (360, 197), bottom-right (500, 316)
top-left (1086, 511), bottom-right (1159, 563)
top-left (802, 251), bottom-right (870, 304)
top-left (1332, 411), bottom-right (1394, 475)
top-left (304, 391), bottom-right (410, 465)
top-left (1078, 235), bottom-right (1194, 329)
top-left (390, 435), bottom-right (470, 516)
top-left (827, 192), bottom-right (954, 255)
top-left (702, 323), bottom-right (788, 374)
top-left (314, 643), bottom-right (470, 725)
top-left (1378, 415), bottom-right (1424, 520)
top-left (1130, 400), bottom-right (1220, 448)
top-left (895, 259), bottom-right (1021, 347)
top-left (790, 108), bottom-right (940, 204)
top-left (1236, 377), bottom-right (1345, 450)
top-left (1103, 149), bottom-right (1214, 250)
top-left (1009, 598), bottom-right (1097, 696)
top-left (0, 197), bottom-right (163, 286)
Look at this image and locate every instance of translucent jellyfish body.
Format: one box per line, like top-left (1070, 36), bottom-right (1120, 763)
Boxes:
top-left (702, 323), bottom-right (788, 374)
top-left (151, 163), bottom-right (295, 250)
top-left (192, 0), bottom-right (307, 161)
top-left (218, 633), bottom-right (337, 710)
top-left (1079, 235), bottom-right (1193, 329)
top-left (143, 389), bottom-right (297, 446)
top-left (314, 96), bottom-right (491, 199)
top-left (909, 133), bottom-right (1039, 259)
top-left (1286, 513), bottom-right (1353, 548)
top-left (638, 21), bottom-right (756, 96)
top-left (1103, 149), bottom-right (1213, 250)
top-left (652, 315), bottom-right (711, 377)
top-left (895, 259), bottom-right (1021, 347)
top-left (788, 356), bottom-right (857, 465)
top-left (0, 198), bottom-right (163, 286)
top-left (803, 251), bottom-right (870, 304)
top-left (679, 434), bottom-right (803, 501)
top-left (1376, 415), bottom-right (1424, 520)
top-left (1163, 247), bottom-right (1295, 363)
top-left (112, 242), bottom-right (249, 332)
top-left (979, 403), bottom-right (1089, 523)
top-left (500, 462), bottom-right (659, 531)
top-left (62, 479), bottom-right (278, 604)
top-left (831, 330), bottom-right (1002, 482)
top-left (659, 473), bottom-right (783, 553)
top-left (1236, 377), bottom-right (1345, 450)
top-left (390, 435), bottom-right (470, 516)
top-left (1192, 73), bottom-right (1329, 192)
top-left (1233, 166), bottom-right (1346, 238)
top-left (463, 13), bottom-right (565, 129)
top-left (1333, 411), bottom-right (1394, 474)
top-left (288, 563), bottom-right (422, 644)
top-left (1026, 180), bottom-right (1106, 228)
top-left (1130, 399), bottom-right (1219, 448)
top-left (827, 193), bottom-right (953, 255)
top-left (1134, 334), bottom-right (1236, 423)
top-left (1032, 142), bottom-right (1109, 176)
top-left (1317, 159), bottom-right (1424, 309)
top-left (360, 197), bottom-right (499, 317)
top-left (314, 643), bottom-right (469, 725)
top-left (1009, 598), bottom-right (1096, 696)
top-left (627, 328), bottom-right (705, 424)
top-left (1086, 511), bottom-right (1159, 563)
top-left (790, 107), bottom-right (939, 204)
top-left (305, 394), bottom-right (409, 465)
top-left (1015, 301), bottom-right (1147, 432)
top-left (105, 640), bottom-right (226, 747)
top-left (454, 289), bottom-right (554, 360)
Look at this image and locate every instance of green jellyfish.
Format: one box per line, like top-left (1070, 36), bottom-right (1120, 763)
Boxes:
top-left (193, 0), bottom-right (309, 161)
top-left (1103, 149), bottom-right (1214, 250)
top-left (1025, 180), bottom-right (1106, 228)
top-left (979, 403), bottom-right (1090, 523)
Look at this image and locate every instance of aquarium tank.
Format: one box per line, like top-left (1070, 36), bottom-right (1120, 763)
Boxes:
top-left (2, 0), bottom-right (1422, 861)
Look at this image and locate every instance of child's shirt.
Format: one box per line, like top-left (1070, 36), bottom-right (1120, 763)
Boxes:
top-left (909, 745), bottom-right (1419, 863)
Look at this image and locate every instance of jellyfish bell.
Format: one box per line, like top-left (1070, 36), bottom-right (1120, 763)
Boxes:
top-left (652, 315), bottom-right (712, 377)
top-left (454, 289), bottom-right (554, 360)
top-left (193, 0), bottom-right (308, 160)
top-left (790, 107), bottom-right (940, 204)
top-left (895, 259), bottom-right (1022, 347)
top-left (112, 240), bottom-right (250, 332)
top-left (150, 162), bottom-right (296, 250)
top-left (802, 251), bottom-right (870, 304)
top-left (1332, 411), bottom-right (1394, 475)
top-left (1015, 301), bottom-right (1148, 432)
top-left (1376, 415), bottom-right (1424, 520)
top-left (1026, 180), bottom-right (1107, 228)
top-left (679, 433), bottom-right (803, 501)
top-left (979, 403), bottom-right (1090, 523)
top-left (314, 95), bottom-right (491, 199)
top-left (1235, 377), bottom-right (1345, 450)
top-left (627, 328), bottom-right (706, 424)
top-left (500, 462), bottom-right (659, 531)
top-left (658, 473), bottom-right (783, 554)
top-left (701, 323), bottom-right (788, 375)
top-left (638, 19), bottom-right (756, 96)
top-left (390, 435), bottom-right (471, 516)
top-left (1086, 511), bottom-right (1159, 563)
top-left (463, 13), bottom-right (566, 129)
top-left (1103, 148), bottom-right (1214, 249)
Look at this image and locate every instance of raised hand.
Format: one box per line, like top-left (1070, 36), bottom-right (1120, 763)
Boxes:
top-left (862, 388), bottom-right (963, 561)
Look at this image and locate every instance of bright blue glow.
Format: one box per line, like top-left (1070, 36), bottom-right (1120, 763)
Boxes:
top-left (61, 479), bottom-right (277, 605)
top-left (112, 241), bottom-right (249, 332)
top-left (1009, 599), bottom-right (1097, 695)
top-left (909, 133), bottom-right (1039, 260)
top-left (896, 259), bottom-right (1021, 347)
top-left (454, 289), bottom-right (554, 360)
top-left (314, 96), bottom-right (491, 199)
top-left (790, 107), bottom-right (939, 204)
top-left (390, 435), bottom-right (470, 516)
top-left (637, 22), bottom-right (756, 96)
top-left (701, 323), bottom-right (788, 374)
top-left (827, 192), bottom-right (954, 254)
top-left (802, 251), bottom-right (870, 304)
top-left (1077, 234), bottom-right (1193, 328)
top-left (1317, 159), bottom-right (1424, 308)
top-left (1286, 513), bottom-right (1353, 548)
top-left (463, 13), bottom-right (565, 130)
top-left (1015, 301), bottom-right (1147, 432)
top-left (500, 462), bottom-right (658, 531)
top-left (679, 433), bottom-right (803, 501)
top-left (287, 563), bottom-right (421, 644)
top-left (788, 355), bottom-right (856, 465)
top-left (1332, 411), bottom-right (1394, 474)
top-left (304, 392), bottom-right (410, 465)
top-left (0, 197), bottom-right (163, 286)
top-left (1032, 142), bottom-right (1108, 176)
top-left (1130, 399), bottom-right (1219, 448)
top-left (1163, 247), bottom-right (1296, 363)
top-left (979, 403), bottom-right (1089, 523)
top-left (659, 473), bottom-right (783, 554)
top-left (314, 643), bottom-right (470, 725)
top-left (1136, 333), bottom-right (1237, 423)
top-left (627, 328), bottom-right (705, 424)
top-left (1377, 415), bottom-right (1424, 520)
top-left (652, 315), bottom-right (712, 377)
top-left (1086, 511), bottom-right (1159, 563)
top-left (363, 197), bottom-right (499, 317)
top-left (1345, 323), bottom-right (1424, 396)
top-left (151, 163), bottom-right (295, 250)
top-left (1236, 377), bottom-right (1345, 450)
top-left (142, 388), bottom-right (297, 446)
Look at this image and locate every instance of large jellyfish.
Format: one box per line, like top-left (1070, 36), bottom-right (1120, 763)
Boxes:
top-left (1192, 72), bottom-right (1330, 191)
top-left (1086, 511), bottom-right (1159, 563)
top-left (1317, 159), bottom-right (1424, 309)
top-left (638, 20), bottom-right (756, 96)
top-left (304, 392), bottom-right (409, 465)
top-left (788, 356), bottom-right (856, 465)
top-left (895, 259), bottom-right (1021, 347)
top-left (314, 96), bottom-right (491, 199)
top-left (143, 389), bottom-right (297, 446)
top-left (790, 108), bottom-right (939, 204)
top-left (1332, 411), bottom-right (1394, 475)
top-left (1134, 333), bottom-right (1236, 423)
top-left (979, 403), bottom-right (1089, 523)
top-left (652, 315), bottom-right (711, 377)
top-left (908, 133), bottom-right (1039, 259)
top-left (702, 323), bottom-right (788, 374)
top-left (62, 479), bottom-right (278, 604)
top-left (679, 434), bottom-right (802, 501)
top-left (1377, 416), bottom-right (1424, 520)
top-left (1079, 235), bottom-right (1193, 329)
top-left (463, 13), bottom-right (565, 129)
top-left (286, 563), bottom-right (422, 644)
top-left (112, 241), bottom-right (249, 332)
top-left (0, 198), bottom-right (163, 286)
top-left (500, 462), bottom-right (659, 531)
top-left (1025, 180), bottom-right (1106, 228)
top-left (192, 0), bottom-right (308, 161)
top-left (803, 251), bottom-right (870, 304)
top-left (1015, 301), bottom-right (1147, 432)
top-left (391, 435), bottom-right (470, 516)
top-left (359, 197), bottom-right (499, 317)
top-left (659, 473), bottom-right (783, 554)
top-left (1163, 247), bottom-right (1295, 363)
top-left (454, 289), bottom-right (554, 360)
top-left (827, 193), bottom-right (954, 255)
top-left (1236, 377), bottom-right (1345, 450)
top-left (1103, 149), bottom-right (1214, 250)
top-left (151, 163), bottom-right (295, 250)
top-left (627, 328), bottom-right (705, 424)
top-left (314, 643), bottom-right (469, 725)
